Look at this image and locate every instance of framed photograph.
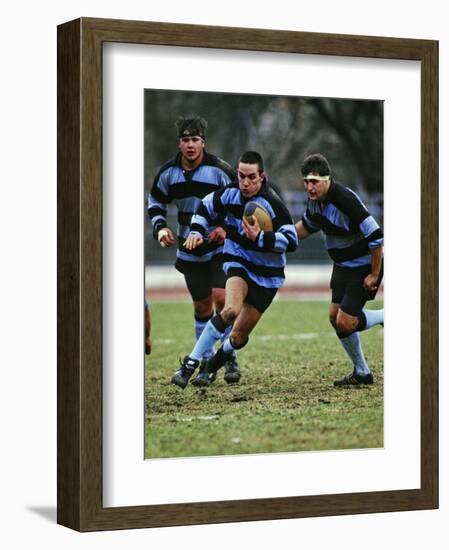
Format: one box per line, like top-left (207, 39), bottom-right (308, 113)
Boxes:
top-left (57, 17), bottom-right (438, 531)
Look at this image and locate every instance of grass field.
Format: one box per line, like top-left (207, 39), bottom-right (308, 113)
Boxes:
top-left (145, 298), bottom-right (383, 459)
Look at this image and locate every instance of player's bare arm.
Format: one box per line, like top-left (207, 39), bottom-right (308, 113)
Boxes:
top-left (157, 227), bottom-right (175, 247)
top-left (242, 216), bottom-right (261, 241)
top-left (295, 220), bottom-right (311, 240)
top-left (363, 245), bottom-right (383, 291)
top-left (183, 232), bottom-right (204, 250)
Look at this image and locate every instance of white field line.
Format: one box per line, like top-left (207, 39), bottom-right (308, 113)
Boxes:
top-left (154, 333), bottom-right (319, 346)
top-left (256, 333), bottom-right (318, 341)
top-left (153, 329), bottom-right (383, 346)
top-left (176, 415), bottom-right (220, 423)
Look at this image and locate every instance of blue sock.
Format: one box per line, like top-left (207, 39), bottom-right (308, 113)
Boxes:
top-left (194, 314), bottom-right (212, 340)
top-left (222, 337), bottom-right (235, 354)
top-left (362, 308), bottom-right (384, 330)
top-left (221, 326), bottom-right (236, 358)
top-left (190, 315), bottom-right (227, 361)
top-left (194, 314), bottom-right (213, 358)
top-left (338, 332), bottom-right (370, 375)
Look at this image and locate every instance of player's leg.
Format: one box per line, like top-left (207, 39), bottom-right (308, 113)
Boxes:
top-left (201, 276), bottom-right (277, 385)
top-left (211, 287), bottom-right (225, 312)
top-left (192, 296), bottom-right (214, 349)
top-left (190, 275), bottom-right (249, 386)
top-left (211, 284), bottom-right (242, 383)
top-left (334, 317), bottom-right (372, 384)
top-left (335, 303), bottom-right (384, 335)
top-left (329, 302), bottom-right (339, 330)
top-left (338, 263), bottom-right (384, 333)
top-left (330, 301), bottom-right (367, 376)
top-left (209, 255), bottom-right (241, 384)
top-left (172, 275), bottom-right (247, 388)
top-left (329, 265), bottom-right (370, 385)
top-left (190, 275), bottom-right (245, 387)
top-left (182, 265), bottom-right (216, 357)
top-left (194, 274), bottom-right (247, 355)
top-left (358, 280), bottom-right (384, 330)
top-left (226, 302), bottom-right (261, 349)
top-left (171, 261), bottom-right (213, 388)
top-left (203, 302), bottom-right (261, 380)
top-left (332, 265), bottom-right (383, 386)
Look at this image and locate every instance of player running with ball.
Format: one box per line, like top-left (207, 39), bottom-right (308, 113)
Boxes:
top-left (171, 151), bottom-right (298, 388)
top-left (296, 153), bottom-right (384, 386)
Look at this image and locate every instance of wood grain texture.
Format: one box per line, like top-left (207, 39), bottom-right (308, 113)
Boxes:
top-left (82, 17), bottom-right (433, 59)
top-left (57, 17), bottom-right (439, 532)
top-left (57, 18), bottom-right (81, 531)
top-left (420, 40), bottom-right (438, 503)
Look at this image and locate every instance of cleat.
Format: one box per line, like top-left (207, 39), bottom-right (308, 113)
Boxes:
top-left (224, 357), bottom-right (241, 384)
top-left (333, 370), bottom-right (374, 387)
top-left (191, 360), bottom-right (216, 387)
top-left (205, 347), bottom-right (234, 377)
top-left (171, 356), bottom-right (199, 389)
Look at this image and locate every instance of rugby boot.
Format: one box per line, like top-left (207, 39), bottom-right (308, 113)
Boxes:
top-left (191, 360), bottom-right (217, 387)
top-left (333, 370), bottom-right (374, 387)
top-left (171, 356), bottom-right (199, 389)
top-left (205, 347), bottom-right (234, 377)
top-left (223, 356), bottom-right (241, 384)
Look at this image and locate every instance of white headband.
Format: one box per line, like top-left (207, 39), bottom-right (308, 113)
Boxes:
top-left (304, 175), bottom-right (330, 182)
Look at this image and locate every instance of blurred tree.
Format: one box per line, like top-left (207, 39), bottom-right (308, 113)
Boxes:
top-left (307, 98), bottom-right (383, 192)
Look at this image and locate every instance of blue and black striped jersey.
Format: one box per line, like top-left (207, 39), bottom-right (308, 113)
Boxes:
top-left (147, 151), bottom-right (235, 263)
top-left (302, 182), bottom-right (384, 268)
top-left (190, 182), bottom-right (298, 289)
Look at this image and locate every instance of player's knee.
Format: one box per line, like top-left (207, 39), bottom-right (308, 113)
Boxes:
top-left (193, 297), bottom-right (213, 318)
top-left (212, 290), bottom-right (225, 312)
top-left (230, 332), bottom-right (249, 350)
top-left (220, 304), bottom-right (240, 324)
top-left (335, 313), bottom-right (358, 334)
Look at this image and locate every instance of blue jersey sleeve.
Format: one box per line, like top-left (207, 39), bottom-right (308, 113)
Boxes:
top-left (148, 170), bottom-right (171, 236)
top-left (189, 191), bottom-right (221, 236)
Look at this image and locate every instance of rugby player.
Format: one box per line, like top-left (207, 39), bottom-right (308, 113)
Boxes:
top-left (295, 153), bottom-right (384, 386)
top-left (171, 151), bottom-right (298, 388)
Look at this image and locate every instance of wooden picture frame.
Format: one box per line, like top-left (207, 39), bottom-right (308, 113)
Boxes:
top-left (57, 17), bottom-right (438, 531)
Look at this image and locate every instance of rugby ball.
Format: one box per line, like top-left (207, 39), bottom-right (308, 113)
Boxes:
top-left (243, 201), bottom-right (273, 232)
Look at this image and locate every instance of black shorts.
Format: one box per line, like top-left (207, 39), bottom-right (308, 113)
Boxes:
top-left (175, 255), bottom-right (226, 301)
top-left (331, 262), bottom-right (384, 316)
top-left (226, 267), bottom-right (278, 314)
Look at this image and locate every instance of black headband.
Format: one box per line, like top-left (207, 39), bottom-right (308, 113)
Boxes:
top-left (179, 127), bottom-right (205, 140)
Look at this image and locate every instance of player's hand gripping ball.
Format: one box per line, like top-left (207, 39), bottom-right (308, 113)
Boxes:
top-left (243, 201), bottom-right (273, 232)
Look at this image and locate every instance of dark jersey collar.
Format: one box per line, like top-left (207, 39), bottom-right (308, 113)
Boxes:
top-left (320, 179), bottom-right (336, 205)
top-left (175, 150), bottom-right (212, 170)
top-left (257, 179), bottom-right (271, 198)
top-left (231, 178), bottom-right (271, 201)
